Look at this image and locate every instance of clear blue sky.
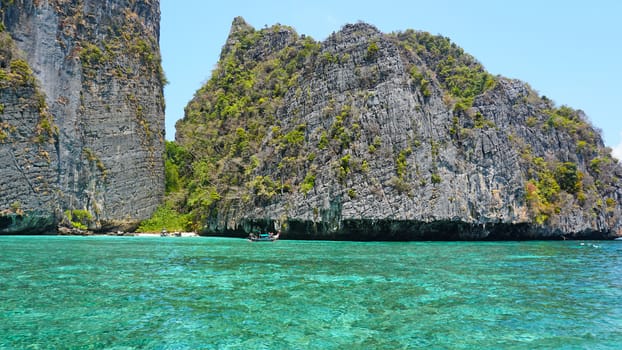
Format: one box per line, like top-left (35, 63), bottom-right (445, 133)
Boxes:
top-left (160, 0), bottom-right (622, 157)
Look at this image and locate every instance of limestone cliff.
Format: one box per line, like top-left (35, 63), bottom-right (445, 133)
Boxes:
top-left (176, 18), bottom-right (622, 240)
top-left (0, 0), bottom-right (165, 234)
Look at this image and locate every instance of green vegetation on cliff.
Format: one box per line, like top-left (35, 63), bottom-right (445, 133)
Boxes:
top-left (0, 30), bottom-right (58, 146)
top-left (169, 19), bottom-right (323, 230)
top-left (394, 30), bottom-right (496, 106)
top-left (136, 141), bottom-right (192, 232)
top-left (515, 102), bottom-right (619, 226)
top-left (78, 7), bottom-right (166, 85)
top-left (0, 32), bottom-right (36, 88)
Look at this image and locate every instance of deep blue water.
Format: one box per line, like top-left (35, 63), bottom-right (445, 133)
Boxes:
top-left (0, 236), bottom-right (621, 349)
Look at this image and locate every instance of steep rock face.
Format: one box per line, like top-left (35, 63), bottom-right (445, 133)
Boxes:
top-left (0, 30), bottom-right (58, 233)
top-left (176, 18), bottom-right (622, 240)
top-left (0, 0), bottom-right (165, 233)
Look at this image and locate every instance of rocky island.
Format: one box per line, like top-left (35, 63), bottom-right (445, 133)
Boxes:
top-left (1, 5), bottom-right (621, 239)
top-left (0, 0), bottom-right (165, 234)
top-left (168, 17), bottom-right (622, 240)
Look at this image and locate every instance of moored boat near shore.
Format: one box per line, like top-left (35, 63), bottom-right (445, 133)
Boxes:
top-left (248, 232), bottom-right (280, 242)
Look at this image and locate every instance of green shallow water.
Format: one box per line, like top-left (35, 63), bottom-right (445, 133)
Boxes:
top-left (0, 237), bottom-right (621, 349)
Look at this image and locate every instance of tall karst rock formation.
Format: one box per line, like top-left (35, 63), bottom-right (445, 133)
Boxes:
top-left (175, 18), bottom-right (622, 240)
top-left (0, 0), bottom-right (165, 234)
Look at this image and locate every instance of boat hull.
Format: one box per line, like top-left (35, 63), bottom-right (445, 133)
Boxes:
top-left (248, 233), bottom-right (279, 242)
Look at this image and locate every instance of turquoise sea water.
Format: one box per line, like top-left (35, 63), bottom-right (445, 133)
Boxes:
top-left (0, 236), bottom-right (621, 349)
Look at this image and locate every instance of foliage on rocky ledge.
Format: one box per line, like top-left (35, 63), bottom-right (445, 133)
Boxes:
top-left (172, 18), bottom-right (321, 229)
top-left (393, 29), bottom-right (496, 105)
top-left (0, 27), bottom-right (58, 146)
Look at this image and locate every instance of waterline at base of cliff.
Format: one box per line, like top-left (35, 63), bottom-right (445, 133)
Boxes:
top-left (199, 218), bottom-right (621, 241)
